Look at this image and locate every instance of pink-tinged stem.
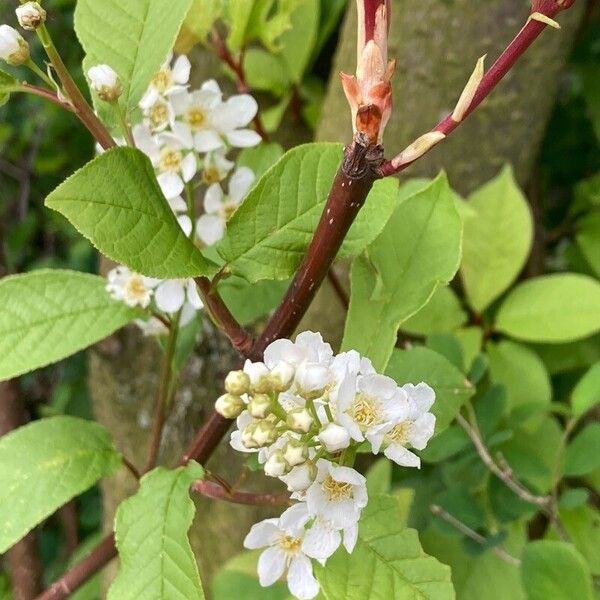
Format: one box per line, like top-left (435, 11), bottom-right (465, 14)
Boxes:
top-left (362, 0), bottom-right (388, 42)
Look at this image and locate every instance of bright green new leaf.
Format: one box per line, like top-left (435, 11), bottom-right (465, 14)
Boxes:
top-left (216, 143), bottom-right (399, 282)
top-left (175, 0), bottom-right (222, 52)
top-left (0, 270), bottom-right (142, 380)
top-left (46, 148), bottom-right (215, 278)
top-left (74, 0), bottom-right (192, 113)
top-left (495, 274), bottom-right (600, 343)
top-left (109, 463), bottom-right (205, 600)
top-left (521, 541), bottom-right (594, 600)
top-left (244, 49), bottom-right (290, 96)
top-left (315, 495), bottom-right (455, 599)
top-left (0, 416), bottom-right (121, 553)
top-left (387, 347), bottom-right (475, 434)
top-left (365, 459), bottom-right (392, 496)
top-left (563, 423), bottom-right (600, 477)
top-left (223, 0), bottom-right (255, 51)
top-left (402, 286), bottom-right (468, 336)
top-left (237, 142), bottom-right (284, 178)
top-left (576, 211), bottom-right (600, 277)
top-left (343, 173), bottom-right (462, 370)
top-left (487, 340), bottom-right (551, 415)
top-left (460, 166), bottom-right (533, 312)
top-left (0, 68), bottom-right (19, 106)
top-left (572, 362), bottom-right (600, 416)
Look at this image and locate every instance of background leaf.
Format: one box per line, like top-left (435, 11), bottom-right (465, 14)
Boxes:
top-left (571, 362), bottom-right (600, 416)
top-left (495, 274), bottom-right (600, 343)
top-left (0, 269), bottom-right (141, 380)
top-left (109, 463), bottom-right (205, 600)
top-left (563, 424), bottom-right (600, 477)
top-left (0, 416), bottom-right (121, 553)
top-left (46, 148), bottom-right (215, 278)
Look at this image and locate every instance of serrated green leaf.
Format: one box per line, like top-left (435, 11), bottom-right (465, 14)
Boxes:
top-left (46, 148), bottom-right (215, 279)
top-left (0, 269), bottom-right (141, 380)
top-left (402, 286), bottom-right (468, 336)
top-left (238, 142), bottom-right (284, 178)
top-left (74, 0), bottom-right (192, 115)
top-left (387, 347), bottom-right (474, 434)
top-left (572, 362), bottom-right (600, 416)
top-left (315, 495), bottom-right (455, 599)
top-left (495, 274), bottom-right (600, 343)
top-left (521, 541), bottom-right (594, 600)
top-left (460, 166), bottom-right (533, 312)
top-left (216, 143), bottom-right (399, 282)
top-left (109, 463), bottom-right (205, 600)
top-left (563, 423), bottom-right (600, 477)
top-left (0, 417), bottom-right (121, 553)
top-left (343, 173), bottom-right (463, 370)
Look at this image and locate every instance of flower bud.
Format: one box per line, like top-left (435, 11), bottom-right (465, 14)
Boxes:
top-left (241, 423), bottom-right (260, 449)
top-left (243, 360), bottom-right (271, 393)
top-left (251, 421), bottom-right (277, 447)
top-left (16, 2), bottom-right (46, 30)
top-left (282, 463), bottom-right (317, 492)
top-left (295, 362), bottom-right (331, 400)
top-left (282, 439), bottom-right (308, 467)
top-left (88, 64), bottom-right (122, 102)
top-left (215, 393), bottom-right (245, 419)
top-left (318, 423), bottom-right (351, 453)
top-left (0, 25), bottom-right (29, 66)
top-left (247, 393), bottom-right (272, 419)
top-left (286, 407), bottom-right (313, 434)
top-left (268, 361), bottom-right (295, 392)
top-left (225, 369), bottom-right (250, 395)
top-left (264, 450), bottom-right (288, 477)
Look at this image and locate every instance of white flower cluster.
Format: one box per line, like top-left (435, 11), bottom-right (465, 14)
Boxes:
top-left (103, 53), bottom-right (261, 333)
top-left (215, 332), bottom-right (436, 599)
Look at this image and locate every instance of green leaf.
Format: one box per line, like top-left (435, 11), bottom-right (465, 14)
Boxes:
top-left (580, 64), bottom-right (600, 142)
top-left (572, 362), bottom-right (600, 416)
top-left (216, 143), bottom-right (399, 282)
top-left (315, 495), bottom-right (455, 600)
top-left (402, 286), bottom-right (468, 336)
top-left (521, 541), bottom-right (594, 600)
top-left (426, 332), bottom-right (465, 371)
top-left (386, 347), bottom-right (475, 434)
top-left (0, 269), bottom-right (141, 380)
top-left (74, 0), bottom-right (192, 114)
top-left (563, 423), bottom-right (600, 477)
top-left (237, 142), bottom-right (284, 178)
top-left (46, 148), bottom-right (215, 279)
top-left (365, 459), bottom-right (392, 496)
top-left (0, 68), bottom-right (19, 106)
top-left (576, 211), bottom-right (600, 277)
top-left (223, 0), bottom-right (255, 51)
top-left (0, 416), bottom-right (121, 553)
top-left (487, 341), bottom-right (551, 416)
top-left (244, 49), bottom-right (289, 95)
top-left (343, 173), bottom-right (462, 370)
top-left (460, 166), bottom-right (533, 312)
top-left (495, 274), bottom-right (600, 343)
top-left (109, 463), bottom-right (205, 600)
top-left (454, 327), bottom-right (483, 371)
top-left (175, 0), bottom-right (222, 53)
top-left (558, 489), bottom-right (589, 510)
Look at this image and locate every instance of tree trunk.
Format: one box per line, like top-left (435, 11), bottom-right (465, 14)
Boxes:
top-left (90, 0), bottom-right (584, 592)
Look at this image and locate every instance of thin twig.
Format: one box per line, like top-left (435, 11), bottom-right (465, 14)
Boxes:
top-left (191, 480), bottom-right (290, 507)
top-left (121, 456), bottom-right (141, 481)
top-left (327, 268), bottom-right (349, 310)
top-left (430, 505), bottom-right (521, 566)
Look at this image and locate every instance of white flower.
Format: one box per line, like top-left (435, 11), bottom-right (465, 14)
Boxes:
top-left (264, 331), bottom-right (334, 370)
top-left (281, 463), bottom-right (316, 493)
top-left (367, 383), bottom-right (436, 468)
top-left (306, 459), bottom-right (367, 529)
top-left (88, 64), bottom-right (122, 102)
top-left (106, 266), bottom-right (159, 308)
top-left (140, 53), bottom-right (191, 108)
top-left (203, 149), bottom-right (234, 183)
top-left (134, 316), bottom-right (168, 337)
top-left (318, 423), bottom-right (351, 453)
top-left (295, 362), bottom-right (332, 399)
top-left (211, 92), bottom-right (262, 148)
top-left (196, 167), bottom-right (255, 245)
top-left (244, 511), bottom-right (320, 600)
top-left (142, 96), bottom-right (175, 132)
top-left (154, 278), bottom-right (203, 314)
top-left (0, 25), bottom-right (29, 65)
top-left (334, 373), bottom-right (408, 443)
top-left (303, 517), bottom-right (357, 562)
top-left (16, 2), bottom-right (46, 30)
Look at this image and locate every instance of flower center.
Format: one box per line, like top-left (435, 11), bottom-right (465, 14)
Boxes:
top-left (221, 200), bottom-right (238, 221)
top-left (351, 393), bottom-right (381, 428)
top-left (152, 68), bottom-right (172, 94)
top-left (159, 148), bottom-right (183, 172)
top-left (149, 101), bottom-right (169, 128)
top-left (387, 421), bottom-right (412, 445)
top-left (125, 276), bottom-right (148, 301)
top-left (278, 534), bottom-right (302, 554)
top-left (203, 166), bottom-right (222, 184)
top-left (322, 475), bottom-right (353, 501)
top-left (185, 106), bottom-right (207, 130)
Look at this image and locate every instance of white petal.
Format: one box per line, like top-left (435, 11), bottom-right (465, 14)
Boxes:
top-left (328, 463), bottom-right (366, 487)
top-left (218, 95), bottom-right (258, 128)
top-left (287, 554), bottom-right (319, 600)
top-left (194, 130), bottom-right (224, 153)
top-left (404, 382), bottom-right (436, 413)
top-left (181, 152), bottom-right (197, 183)
top-left (155, 280), bottom-right (185, 313)
top-left (302, 522), bottom-right (341, 560)
top-left (172, 55), bottom-right (191, 84)
top-left (204, 183), bottom-right (224, 213)
top-left (200, 78), bottom-right (222, 97)
top-left (226, 128), bottom-right (262, 148)
top-left (177, 215), bottom-right (193, 237)
top-left (409, 413), bottom-right (436, 450)
top-left (359, 373), bottom-right (398, 401)
top-left (343, 524), bottom-right (358, 553)
top-left (168, 89), bottom-right (191, 115)
top-left (157, 171), bottom-right (184, 199)
top-left (279, 503), bottom-right (311, 532)
top-left (196, 214), bottom-right (225, 245)
top-left (258, 547), bottom-right (287, 587)
top-left (168, 195), bottom-right (187, 212)
top-left (139, 87), bottom-right (159, 110)
top-left (243, 519), bottom-right (280, 549)
top-left (179, 301), bottom-right (198, 326)
top-left (171, 121), bottom-right (194, 149)
top-left (384, 444), bottom-right (421, 468)
top-left (186, 279), bottom-right (204, 309)
top-left (228, 167), bottom-right (255, 202)
top-left (132, 124), bottom-right (159, 160)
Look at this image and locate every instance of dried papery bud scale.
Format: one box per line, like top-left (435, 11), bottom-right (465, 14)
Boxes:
top-left (16, 2), bottom-right (47, 30)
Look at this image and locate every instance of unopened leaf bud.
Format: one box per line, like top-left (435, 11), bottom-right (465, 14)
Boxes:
top-left (247, 393), bottom-right (272, 419)
top-left (251, 421), bottom-right (277, 447)
top-left (225, 369), bottom-right (250, 395)
top-left (295, 362), bottom-right (331, 400)
top-left (16, 2), bottom-right (46, 30)
top-left (215, 393), bottom-right (245, 419)
top-left (0, 25), bottom-right (29, 66)
top-left (264, 450), bottom-right (288, 477)
top-left (88, 64), bottom-right (122, 102)
top-left (282, 439), bottom-right (308, 467)
top-left (243, 360), bottom-right (271, 393)
top-left (287, 407), bottom-right (314, 433)
top-left (318, 422), bottom-right (351, 453)
top-left (268, 360), bottom-right (295, 392)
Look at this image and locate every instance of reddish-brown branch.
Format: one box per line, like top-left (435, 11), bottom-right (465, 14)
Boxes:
top-left (191, 480), bottom-right (290, 507)
top-left (210, 30), bottom-right (269, 141)
top-left (379, 1), bottom-right (577, 176)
